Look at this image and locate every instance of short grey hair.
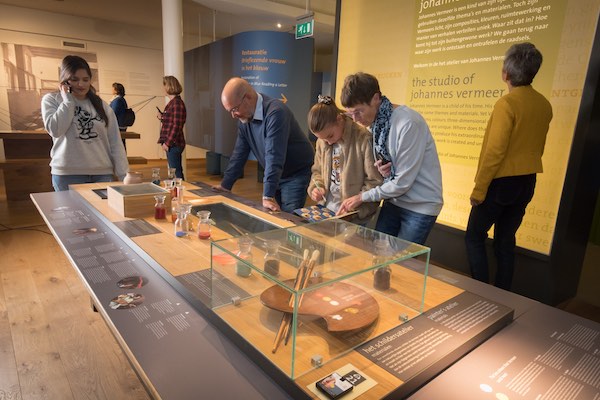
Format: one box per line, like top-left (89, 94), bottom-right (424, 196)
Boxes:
top-left (503, 42), bottom-right (543, 86)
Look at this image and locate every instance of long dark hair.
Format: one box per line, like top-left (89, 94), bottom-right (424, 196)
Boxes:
top-left (60, 55), bottom-right (109, 126)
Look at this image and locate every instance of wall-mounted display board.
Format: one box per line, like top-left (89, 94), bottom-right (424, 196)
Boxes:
top-left (184, 31), bottom-right (314, 157)
top-left (336, 0), bottom-right (600, 304)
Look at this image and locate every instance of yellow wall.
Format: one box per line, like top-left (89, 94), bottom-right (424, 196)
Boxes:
top-left (337, 0), bottom-right (600, 254)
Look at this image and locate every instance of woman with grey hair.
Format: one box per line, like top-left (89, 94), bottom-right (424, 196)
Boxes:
top-left (465, 42), bottom-right (553, 290)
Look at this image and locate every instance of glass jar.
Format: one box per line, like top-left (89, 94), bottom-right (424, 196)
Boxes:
top-left (235, 236), bottom-right (253, 277)
top-left (167, 167), bottom-right (176, 180)
top-left (197, 210), bottom-right (212, 240)
top-left (263, 239), bottom-right (281, 276)
top-left (373, 239), bottom-right (392, 291)
top-left (151, 168), bottom-right (161, 185)
top-left (170, 197), bottom-right (179, 222)
top-left (172, 182), bottom-right (184, 202)
top-left (181, 202), bottom-right (193, 231)
top-left (154, 194), bottom-right (166, 220)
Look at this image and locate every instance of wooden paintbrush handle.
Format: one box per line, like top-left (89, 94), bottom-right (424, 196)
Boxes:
top-left (274, 249), bottom-right (309, 353)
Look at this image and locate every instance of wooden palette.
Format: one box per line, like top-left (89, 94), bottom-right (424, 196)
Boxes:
top-left (260, 279), bottom-right (379, 332)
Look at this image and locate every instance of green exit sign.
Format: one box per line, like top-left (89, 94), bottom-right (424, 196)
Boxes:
top-left (296, 19), bottom-right (314, 39)
top-left (287, 231), bottom-right (302, 248)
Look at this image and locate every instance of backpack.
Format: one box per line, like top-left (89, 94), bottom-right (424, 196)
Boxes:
top-left (123, 108), bottom-right (135, 126)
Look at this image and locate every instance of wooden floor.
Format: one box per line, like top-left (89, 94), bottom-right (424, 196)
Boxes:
top-left (0, 159), bottom-right (263, 400)
top-left (0, 158), bottom-right (598, 399)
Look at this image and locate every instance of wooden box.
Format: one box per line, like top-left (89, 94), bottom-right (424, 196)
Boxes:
top-left (107, 183), bottom-right (171, 218)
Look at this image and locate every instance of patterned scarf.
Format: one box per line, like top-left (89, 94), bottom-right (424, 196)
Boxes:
top-left (371, 96), bottom-right (395, 181)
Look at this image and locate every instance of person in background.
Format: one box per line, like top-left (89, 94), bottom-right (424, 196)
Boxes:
top-left (307, 95), bottom-right (382, 224)
top-left (157, 75), bottom-right (186, 180)
top-left (110, 82), bottom-right (127, 132)
top-left (338, 72), bottom-right (443, 245)
top-left (465, 42), bottom-right (553, 290)
top-left (212, 77), bottom-right (314, 213)
top-left (41, 55), bottom-right (128, 191)
top-left (110, 82), bottom-right (128, 149)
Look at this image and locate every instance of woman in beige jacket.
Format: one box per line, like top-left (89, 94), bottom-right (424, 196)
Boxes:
top-left (307, 96), bottom-right (383, 223)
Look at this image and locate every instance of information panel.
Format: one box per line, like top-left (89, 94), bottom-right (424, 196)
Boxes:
top-left (409, 303), bottom-right (600, 400)
top-left (336, 0), bottom-right (600, 254)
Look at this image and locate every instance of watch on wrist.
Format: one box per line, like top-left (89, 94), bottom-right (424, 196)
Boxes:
top-left (262, 196), bottom-right (276, 202)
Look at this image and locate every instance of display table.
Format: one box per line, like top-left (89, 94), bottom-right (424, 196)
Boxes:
top-left (31, 187), bottom-right (292, 399)
top-left (30, 182), bottom-right (600, 399)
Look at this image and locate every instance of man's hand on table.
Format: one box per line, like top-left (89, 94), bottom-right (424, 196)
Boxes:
top-left (262, 197), bottom-right (280, 212)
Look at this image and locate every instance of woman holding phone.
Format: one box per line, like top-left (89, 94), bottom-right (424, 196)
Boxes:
top-left (157, 75), bottom-right (186, 180)
top-left (41, 55), bottom-right (128, 191)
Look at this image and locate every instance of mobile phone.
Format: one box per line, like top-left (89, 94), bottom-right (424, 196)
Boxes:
top-left (62, 81), bottom-right (72, 93)
top-left (156, 106), bottom-right (163, 114)
top-left (316, 372), bottom-right (354, 399)
top-left (376, 152), bottom-right (390, 164)
top-left (62, 81), bottom-right (73, 93)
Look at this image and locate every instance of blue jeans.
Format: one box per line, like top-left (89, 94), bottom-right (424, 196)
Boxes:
top-left (275, 168), bottom-right (311, 213)
top-left (166, 146), bottom-right (185, 180)
top-left (52, 174), bottom-right (114, 191)
top-left (465, 174), bottom-right (536, 290)
top-left (375, 201), bottom-right (437, 245)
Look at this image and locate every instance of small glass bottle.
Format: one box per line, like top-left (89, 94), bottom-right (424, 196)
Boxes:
top-left (154, 194), bottom-right (166, 220)
top-left (263, 239), bottom-right (281, 276)
top-left (235, 236), bottom-right (253, 277)
top-left (174, 204), bottom-right (190, 238)
top-left (373, 239), bottom-right (392, 291)
top-left (197, 210), bottom-right (212, 240)
top-left (172, 182), bottom-right (184, 202)
top-left (151, 168), bottom-right (161, 185)
top-left (180, 202), bottom-right (193, 231)
top-left (170, 197), bottom-right (179, 223)
top-left (167, 167), bottom-right (176, 180)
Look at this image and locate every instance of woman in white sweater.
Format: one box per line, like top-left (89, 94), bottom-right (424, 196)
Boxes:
top-left (42, 55), bottom-right (128, 191)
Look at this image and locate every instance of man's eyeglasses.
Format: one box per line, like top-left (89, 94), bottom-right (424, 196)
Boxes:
top-left (228, 93), bottom-right (246, 114)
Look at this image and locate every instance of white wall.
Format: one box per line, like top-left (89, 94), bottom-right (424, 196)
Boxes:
top-left (0, 4), bottom-right (207, 160)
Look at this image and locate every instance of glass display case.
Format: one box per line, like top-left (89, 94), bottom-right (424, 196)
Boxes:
top-left (210, 219), bottom-right (430, 379)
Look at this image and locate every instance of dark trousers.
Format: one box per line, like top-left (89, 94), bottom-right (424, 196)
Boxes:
top-left (166, 145), bottom-right (185, 180)
top-left (274, 168), bottom-right (311, 213)
top-left (465, 174), bottom-right (536, 290)
top-left (120, 127), bottom-right (127, 151)
top-left (375, 201), bottom-right (438, 245)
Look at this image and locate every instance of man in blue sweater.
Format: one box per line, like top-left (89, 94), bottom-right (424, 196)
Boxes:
top-left (213, 77), bottom-right (314, 212)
